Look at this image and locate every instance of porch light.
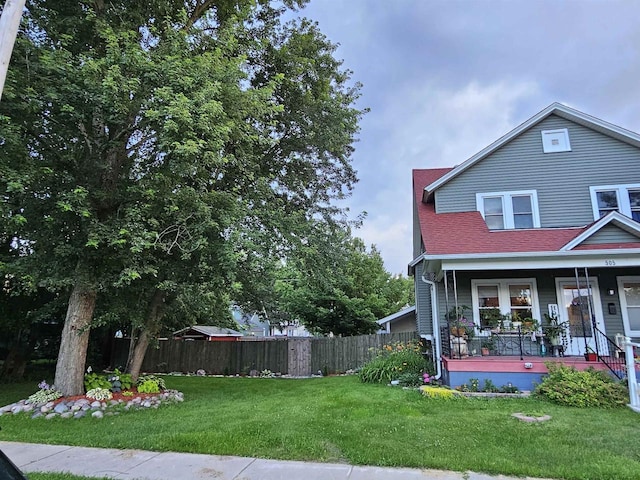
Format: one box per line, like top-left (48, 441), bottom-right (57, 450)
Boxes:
top-left (607, 289), bottom-right (615, 296)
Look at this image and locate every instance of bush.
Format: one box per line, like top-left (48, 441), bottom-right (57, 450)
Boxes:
top-left (86, 387), bottom-right (113, 401)
top-left (359, 341), bottom-right (431, 384)
top-left (136, 374), bottom-right (166, 392)
top-left (534, 363), bottom-right (628, 408)
top-left (27, 381), bottom-right (62, 405)
top-left (84, 371), bottom-right (111, 392)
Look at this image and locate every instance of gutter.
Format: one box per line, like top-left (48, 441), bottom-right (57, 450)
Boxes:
top-left (421, 272), bottom-right (442, 380)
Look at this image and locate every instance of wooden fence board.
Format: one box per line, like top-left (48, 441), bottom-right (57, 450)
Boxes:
top-left (110, 332), bottom-right (418, 376)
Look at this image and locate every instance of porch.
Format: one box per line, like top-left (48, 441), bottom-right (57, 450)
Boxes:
top-left (440, 324), bottom-right (635, 391)
top-left (441, 354), bottom-right (616, 392)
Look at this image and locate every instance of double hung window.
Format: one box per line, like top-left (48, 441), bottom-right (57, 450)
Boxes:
top-left (471, 279), bottom-right (539, 329)
top-left (476, 191), bottom-right (540, 230)
top-left (590, 184), bottom-right (640, 222)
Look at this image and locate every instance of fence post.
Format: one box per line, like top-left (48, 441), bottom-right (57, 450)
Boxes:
top-left (624, 337), bottom-right (639, 413)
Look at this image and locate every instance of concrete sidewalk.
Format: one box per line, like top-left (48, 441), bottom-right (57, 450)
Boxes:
top-left (0, 441), bottom-right (551, 480)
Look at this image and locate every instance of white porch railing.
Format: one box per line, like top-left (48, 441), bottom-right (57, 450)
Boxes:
top-left (624, 337), bottom-right (640, 413)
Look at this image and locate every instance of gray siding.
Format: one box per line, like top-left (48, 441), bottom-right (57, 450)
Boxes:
top-left (435, 114), bottom-right (640, 227)
top-left (414, 263), bottom-right (433, 336)
top-left (582, 225), bottom-right (640, 245)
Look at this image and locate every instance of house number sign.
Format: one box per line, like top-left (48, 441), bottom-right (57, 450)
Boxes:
top-left (604, 259), bottom-right (616, 266)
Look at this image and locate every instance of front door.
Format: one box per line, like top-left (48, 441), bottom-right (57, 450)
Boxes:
top-left (555, 278), bottom-right (606, 356)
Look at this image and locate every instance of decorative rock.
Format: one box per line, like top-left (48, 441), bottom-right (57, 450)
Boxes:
top-left (91, 410), bottom-right (104, 419)
top-left (74, 411), bottom-right (87, 419)
top-left (512, 412), bottom-right (552, 423)
top-left (90, 401), bottom-right (102, 409)
top-left (31, 412), bottom-right (43, 419)
top-left (71, 404), bottom-right (82, 412)
top-left (141, 400), bottom-right (152, 408)
top-left (45, 413), bottom-right (57, 419)
top-left (41, 405), bottom-right (52, 413)
top-left (60, 412), bottom-right (73, 419)
top-left (11, 405), bottom-right (23, 414)
top-left (53, 403), bottom-right (68, 414)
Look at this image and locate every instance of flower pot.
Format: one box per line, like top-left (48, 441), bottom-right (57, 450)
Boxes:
top-left (450, 327), bottom-right (466, 337)
top-left (584, 352), bottom-right (597, 362)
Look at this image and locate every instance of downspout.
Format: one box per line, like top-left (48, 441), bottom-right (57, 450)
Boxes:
top-left (422, 272), bottom-right (442, 380)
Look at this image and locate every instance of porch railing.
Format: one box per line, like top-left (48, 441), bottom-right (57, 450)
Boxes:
top-left (592, 326), bottom-right (626, 380)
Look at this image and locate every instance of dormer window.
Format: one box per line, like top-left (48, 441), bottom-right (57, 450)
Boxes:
top-left (541, 128), bottom-right (571, 153)
top-left (590, 184), bottom-right (640, 221)
top-left (477, 190), bottom-right (540, 230)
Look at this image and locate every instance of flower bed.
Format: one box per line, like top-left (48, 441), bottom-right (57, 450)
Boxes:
top-left (0, 389), bottom-right (184, 419)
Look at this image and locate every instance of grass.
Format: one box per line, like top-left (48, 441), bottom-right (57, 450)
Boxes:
top-left (1, 376), bottom-right (639, 480)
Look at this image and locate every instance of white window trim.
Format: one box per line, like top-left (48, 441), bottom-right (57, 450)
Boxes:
top-left (471, 278), bottom-right (541, 335)
top-left (476, 190), bottom-right (541, 229)
top-left (616, 275), bottom-right (640, 337)
top-left (541, 128), bottom-right (571, 153)
top-left (589, 184), bottom-right (640, 220)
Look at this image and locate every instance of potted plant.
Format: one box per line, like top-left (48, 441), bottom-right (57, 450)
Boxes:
top-left (480, 307), bottom-right (503, 330)
top-left (584, 346), bottom-right (597, 362)
top-left (445, 306), bottom-right (475, 340)
top-left (481, 336), bottom-right (495, 356)
top-left (542, 314), bottom-right (567, 346)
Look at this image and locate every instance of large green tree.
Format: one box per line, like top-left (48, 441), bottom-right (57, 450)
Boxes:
top-left (262, 235), bottom-right (414, 336)
top-left (0, 1), bottom-right (365, 394)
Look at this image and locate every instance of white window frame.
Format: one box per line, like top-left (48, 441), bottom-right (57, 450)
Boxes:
top-left (616, 276), bottom-right (640, 337)
top-left (476, 190), bottom-right (541, 230)
top-left (589, 184), bottom-right (640, 220)
top-left (471, 278), bottom-right (541, 334)
top-left (541, 128), bottom-right (571, 153)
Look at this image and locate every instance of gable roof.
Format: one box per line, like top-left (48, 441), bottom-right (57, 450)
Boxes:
top-left (422, 103), bottom-right (640, 202)
top-left (413, 169), bottom-right (585, 257)
top-left (376, 305), bottom-right (416, 326)
top-left (561, 211), bottom-right (640, 251)
top-left (173, 326), bottom-right (243, 337)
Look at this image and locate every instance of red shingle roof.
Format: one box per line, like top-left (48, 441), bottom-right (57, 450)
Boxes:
top-left (413, 169), bottom-right (585, 255)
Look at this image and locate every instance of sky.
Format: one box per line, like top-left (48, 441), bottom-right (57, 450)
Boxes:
top-left (291, 0), bottom-right (640, 275)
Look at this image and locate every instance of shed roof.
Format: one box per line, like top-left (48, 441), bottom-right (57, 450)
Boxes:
top-left (173, 326), bottom-right (243, 337)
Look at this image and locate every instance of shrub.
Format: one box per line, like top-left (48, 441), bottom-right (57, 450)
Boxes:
top-left (137, 374), bottom-right (166, 391)
top-left (27, 381), bottom-right (62, 405)
top-left (419, 386), bottom-right (462, 399)
top-left (137, 380), bottom-right (160, 393)
top-left (86, 388), bottom-right (113, 401)
top-left (359, 341), bottom-right (432, 384)
top-left (107, 369), bottom-right (133, 392)
top-left (534, 363), bottom-right (628, 408)
top-left (84, 371), bottom-right (111, 392)
top-left (396, 371), bottom-right (423, 387)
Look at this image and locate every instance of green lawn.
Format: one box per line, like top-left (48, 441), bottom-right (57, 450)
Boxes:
top-left (1, 376), bottom-right (639, 480)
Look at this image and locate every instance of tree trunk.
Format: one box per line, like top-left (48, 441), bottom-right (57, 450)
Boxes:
top-left (128, 328), bottom-right (150, 383)
top-left (128, 289), bottom-right (165, 382)
top-left (53, 284), bottom-right (97, 396)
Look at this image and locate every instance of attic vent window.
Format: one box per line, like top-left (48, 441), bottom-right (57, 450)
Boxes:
top-left (541, 128), bottom-right (571, 153)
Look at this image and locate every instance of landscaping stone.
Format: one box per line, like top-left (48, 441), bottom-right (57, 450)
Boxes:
top-left (511, 413), bottom-right (552, 423)
top-left (0, 389), bottom-right (185, 421)
top-left (91, 411), bottom-right (104, 419)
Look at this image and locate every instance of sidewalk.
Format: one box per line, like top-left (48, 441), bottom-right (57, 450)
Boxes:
top-left (0, 441), bottom-right (552, 480)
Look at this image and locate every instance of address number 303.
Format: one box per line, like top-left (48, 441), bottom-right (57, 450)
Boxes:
top-left (605, 259), bottom-right (616, 266)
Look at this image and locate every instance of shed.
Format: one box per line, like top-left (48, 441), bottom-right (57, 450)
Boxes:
top-left (173, 325), bottom-right (243, 342)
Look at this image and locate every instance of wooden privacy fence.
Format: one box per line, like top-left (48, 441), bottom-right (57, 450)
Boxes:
top-left (111, 331), bottom-right (418, 376)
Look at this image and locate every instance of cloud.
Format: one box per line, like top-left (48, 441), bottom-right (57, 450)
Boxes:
top-left (351, 79), bottom-right (538, 274)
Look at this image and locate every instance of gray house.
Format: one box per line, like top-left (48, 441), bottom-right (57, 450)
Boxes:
top-left (409, 103), bottom-right (640, 390)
